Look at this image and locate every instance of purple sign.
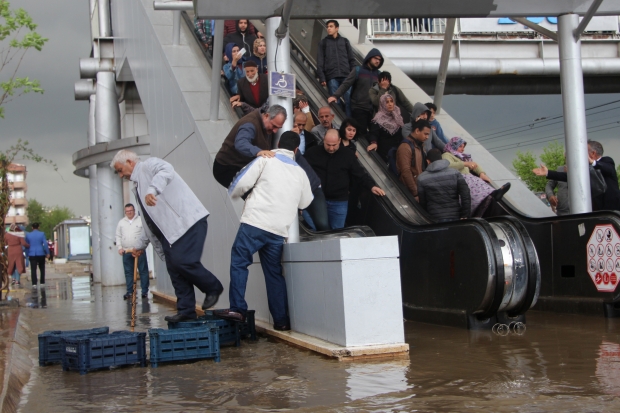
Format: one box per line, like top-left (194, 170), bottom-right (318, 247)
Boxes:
top-left (269, 72), bottom-right (296, 99)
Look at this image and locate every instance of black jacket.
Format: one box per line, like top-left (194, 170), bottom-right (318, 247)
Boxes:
top-left (594, 156), bottom-right (620, 210)
top-left (295, 153), bottom-right (321, 192)
top-left (546, 165), bottom-right (610, 211)
top-left (305, 145), bottom-right (376, 201)
top-left (237, 74), bottom-right (269, 108)
top-left (333, 48), bottom-right (384, 112)
top-left (316, 34), bottom-right (356, 83)
top-left (417, 159), bottom-right (471, 221)
top-left (301, 130), bottom-right (321, 153)
top-left (223, 22), bottom-right (257, 59)
top-left (368, 122), bottom-right (402, 161)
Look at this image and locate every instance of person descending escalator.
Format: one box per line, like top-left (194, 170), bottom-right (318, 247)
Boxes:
top-left (223, 19), bottom-right (257, 59)
top-left (417, 149), bottom-right (471, 222)
top-left (367, 93), bottom-right (404, 162)
top-left (401, 102), bottom-right (445, 152)
top-left (442, 137), bottom-right (510, 217)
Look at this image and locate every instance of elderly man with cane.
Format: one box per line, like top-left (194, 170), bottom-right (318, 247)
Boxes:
top-left (111, 150), bottom-right (224, 322)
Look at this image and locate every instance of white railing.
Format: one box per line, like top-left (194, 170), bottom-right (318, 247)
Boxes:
top-left (368, 18), bottom-right (448, 36)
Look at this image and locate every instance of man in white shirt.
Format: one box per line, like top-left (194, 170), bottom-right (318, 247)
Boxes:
top-left (115, 203), bottom-right (150, 300)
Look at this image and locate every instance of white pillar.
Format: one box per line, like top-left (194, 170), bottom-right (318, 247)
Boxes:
top-left (95, 71), bottom-right (125, 286)
top-left (88, 95), bottom-right (101, 283)
top-left (558, 14), bottom-right (592, 214)
top-left (210, 20), bottom-right (224, 121)
top-left (266, 16), bottom-right (298, 243)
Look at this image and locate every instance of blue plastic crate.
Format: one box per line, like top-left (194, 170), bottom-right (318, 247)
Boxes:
top-left (149, 327), bottom-right (220, 367)
top-left (204, 310), bottom-right (257, 341)
top-left (38, 327), bottom-right (109, 366)
top-left (167, 316), bottom-right (240, 346)
top-left (61, 331), bottom-right (146, 375)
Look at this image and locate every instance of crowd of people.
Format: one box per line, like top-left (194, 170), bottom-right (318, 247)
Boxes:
top-left (4, 222), bottom-right (52, 288)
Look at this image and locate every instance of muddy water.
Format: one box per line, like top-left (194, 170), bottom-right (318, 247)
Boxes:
top-left (17, 277), bottom-right (620, 412)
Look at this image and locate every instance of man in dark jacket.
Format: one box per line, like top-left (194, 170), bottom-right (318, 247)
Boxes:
top-left (417, 149), bottom-right (471, 222)
top-left (305, 129), bottom-right (385, 229)
top-left (328, 48), bottom-right (384, 134)
top-left (369, 71), bottom-right (414, 124)
top-left (233, 61), bottom-right (268, 109)
top-left (213, 105), bottom-right (287, 188)
top-left (317, 20), bottom-right (356, 117)
top-left (589, 140), bottom-right (620, 210)
top-left (223, 19), bottom-right (257, 59)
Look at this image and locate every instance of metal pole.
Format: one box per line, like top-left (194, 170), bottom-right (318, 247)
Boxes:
top-left (575, 0), bottom-right (604, 39)
top-left (98, 0), bottom-right (111, 37)
top-left (266, 16), bottom-right (297, 242)
top-left (433, 18), bottom-right (456, 114)
top-left (88, 95), bottom-right (101, 283)
top-left (512, 17), bottom-right (558, 41)
top-left (210, 20), bottom-right (224, 121)
top-left (358, 19), bottom-right (368, 44)
top-left (558, 13), bottom-right (592, 214)
top-left (172, 10), bottom-right (181, 46)
top-left (95, 71), bottom-right (125, 285)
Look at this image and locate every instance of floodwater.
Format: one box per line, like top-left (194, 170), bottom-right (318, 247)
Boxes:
top-left (16, 276), bottom-right (620, 412)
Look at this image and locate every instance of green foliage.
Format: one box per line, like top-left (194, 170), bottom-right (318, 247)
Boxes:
top-left (26, 198), bottom-right (73, 238)
top-left (0, 0), bottom-right (48, 118)
top-left (617, 164), bottom-right (620, 184)
top-left (512, 141), bottom-right (566, 192)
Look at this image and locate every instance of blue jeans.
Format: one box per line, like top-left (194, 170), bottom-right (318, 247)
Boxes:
top-left (229, 223), bottom-right (289, 325)
top-left (327, 77), bottom-right (352, 118)
top-left (123, 252), bottom-right (150, 295)
top-left (326, 200), bottom-right (349, 230)
top-left (12, 268), bottom-right (20, 283)
top-left (302, 187), bottom-right (330, 231)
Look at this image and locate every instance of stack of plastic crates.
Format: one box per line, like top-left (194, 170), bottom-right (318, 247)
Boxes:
top-left (61, 330), bottom-right (147, 375)
top-left (38, 327), bottom-right (109, 366)
top-left (149, 326), bottom-right (220, 367)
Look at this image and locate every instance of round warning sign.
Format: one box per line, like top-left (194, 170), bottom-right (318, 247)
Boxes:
top-left (587, 224), bottom-right (620, 292)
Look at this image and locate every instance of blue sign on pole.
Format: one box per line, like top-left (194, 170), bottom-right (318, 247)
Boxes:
top-left (269, 72), bottom-right (296, 99)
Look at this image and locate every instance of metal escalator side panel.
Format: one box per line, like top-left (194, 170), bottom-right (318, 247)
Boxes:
top-left (474, 220), bottom-right (504, 318)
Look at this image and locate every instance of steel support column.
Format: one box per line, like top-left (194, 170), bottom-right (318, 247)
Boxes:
top-left (558, 13), bottom-right (592, 214)
top-left (98, 0), bottom-right (111, 37)
top-left (88, 95), bottom-right (101, 283)
top-left (95, 71), bottom-right (125, 285)
top-left (172, 10), bottom-right (181, 45)
top-left (210, 20), bottom-right (224, 121)
top-left (266, 16), bottom-right (298, 242)
top-left (358, 19), bottom-right (368, 44)
top-left (433, 18), bottom-right (456, 114)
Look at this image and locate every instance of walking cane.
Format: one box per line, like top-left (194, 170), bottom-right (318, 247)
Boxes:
top-left (127, 249), bottom-right (138, 332)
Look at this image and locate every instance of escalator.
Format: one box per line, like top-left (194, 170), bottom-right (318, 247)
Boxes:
top-left (288, 18), bottom-right (620, 318)
top-left (183, 14), bottom-right (541, 328)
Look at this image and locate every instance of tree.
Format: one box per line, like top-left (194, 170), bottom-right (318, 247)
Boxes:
top-left (512, 141), bottom-right (565, 192)
top-left (0, 0), bottom-right (48, 118)
top-left (26, 198), bottom-right (73, 238)
top-left (1, 139), bottom-right (55, 293)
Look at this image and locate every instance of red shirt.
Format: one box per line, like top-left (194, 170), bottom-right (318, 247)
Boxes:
top-left (249, 79), bottom-right (260, 106)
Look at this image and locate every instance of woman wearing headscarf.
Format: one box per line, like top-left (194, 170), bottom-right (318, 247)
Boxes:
top-left (222, 42), bottom-right (245, 95)
top-left (248, 38), bottom-right (268, 74)
top-left (367, 94), bottom-right (404, 161)
top-left (5, 223), bottom-right (29, 286)
top-left (442, 137), bottom-right (510, 216)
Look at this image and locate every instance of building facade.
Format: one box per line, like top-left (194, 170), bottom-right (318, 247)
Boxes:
top-left (5, 163), bottom-right (28, 227)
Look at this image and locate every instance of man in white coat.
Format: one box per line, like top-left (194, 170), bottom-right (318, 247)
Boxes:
top-left (111, 150), bottom-right (224, 322)
top-left (115, 203), bottom-right (150, 299)
top-left (214, 131), bottom-right (313, 331)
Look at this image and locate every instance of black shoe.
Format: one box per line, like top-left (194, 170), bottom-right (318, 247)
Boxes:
top-left (202, 291), bottom-right (221, 310)
top-left (141, 293), bottom-right (148, 299)
top-left (273, 324), bottom-right (291, 331)
top-left (213, 309), bottom-right (246, 322)
top-left (164, 313), bottom-right (196, 323)
top-left (123, 293), bottom-right (131, 300)
top-left (491, 182), bottom-right (511, 202)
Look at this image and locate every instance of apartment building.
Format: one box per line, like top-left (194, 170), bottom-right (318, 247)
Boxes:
top-left (5, 163), bottom-right (28, 227)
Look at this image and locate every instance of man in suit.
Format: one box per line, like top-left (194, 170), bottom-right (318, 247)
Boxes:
top-left (292, 112), bottom-right (320, 154)
top-left (589, 140), bottom-right (620, 211)
top-left (231, 61), bottom-right (268, 109)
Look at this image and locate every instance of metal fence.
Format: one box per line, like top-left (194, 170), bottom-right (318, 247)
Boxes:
top-left (369, 18), bottom-right (448, 36)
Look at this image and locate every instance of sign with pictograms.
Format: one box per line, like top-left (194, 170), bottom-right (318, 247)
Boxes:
top-left (587, 224), bottom-right (620, 292)
top-left (269, 72), bottom-right (296, 99)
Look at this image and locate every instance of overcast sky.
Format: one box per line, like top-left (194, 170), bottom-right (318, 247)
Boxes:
top-left (2, 1), bottom-right (619, 217)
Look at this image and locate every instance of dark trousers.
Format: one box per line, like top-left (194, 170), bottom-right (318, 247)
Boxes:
top-left (303, 187), bottom-right (330, 231)
top-left (30, 256), bottom-right (46, 285)
top-left (229, 223), bottom-right (289, 326)
top-left (122, 253), bottom-right (150, 295)
top-left (213, 160), bottom-right (241, 188)
top-left (160, 218), bottom-right (223, 317)
top-left (352, 108), bottom-right (374, 135)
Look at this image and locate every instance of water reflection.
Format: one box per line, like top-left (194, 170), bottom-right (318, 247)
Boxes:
top-left (346, 359), bottom-right (410, 401)
top-left (596, 341), bottom-right (620, 396)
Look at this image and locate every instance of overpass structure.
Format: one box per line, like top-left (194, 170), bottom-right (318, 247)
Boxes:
top-left (70, 0), bottom-right (620, 351)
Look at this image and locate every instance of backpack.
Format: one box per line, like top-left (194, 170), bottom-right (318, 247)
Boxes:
top-left (388, 139), bottom-right (417, 176)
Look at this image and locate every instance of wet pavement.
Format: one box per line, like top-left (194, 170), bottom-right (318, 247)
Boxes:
top-left (13, 275), bottom-right (620, 412)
